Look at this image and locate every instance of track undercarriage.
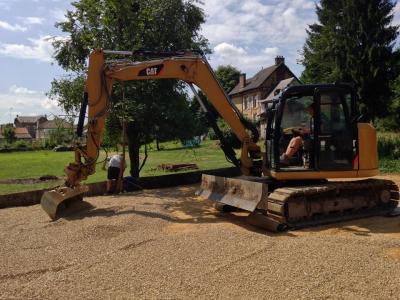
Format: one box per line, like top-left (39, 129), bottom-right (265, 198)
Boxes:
top-left (199, 175), bottom-right (399, 232)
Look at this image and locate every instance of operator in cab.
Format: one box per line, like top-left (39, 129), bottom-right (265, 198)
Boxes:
top-left (280, 103), bottom-right (315, 165)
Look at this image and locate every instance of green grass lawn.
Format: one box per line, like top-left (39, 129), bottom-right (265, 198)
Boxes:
top-left (0, 140), bottom-right (231, 195)
top-left (0, 139), bottom-right (399, 195)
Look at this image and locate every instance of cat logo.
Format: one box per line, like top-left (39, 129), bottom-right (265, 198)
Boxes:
top-left (146, 67), bottom-right (158, 75)
top-left (138, 64), bottom-right (164, 76)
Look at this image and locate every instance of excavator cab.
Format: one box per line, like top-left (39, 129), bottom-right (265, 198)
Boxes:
top-left (265, 84), bottom-right (358, 175)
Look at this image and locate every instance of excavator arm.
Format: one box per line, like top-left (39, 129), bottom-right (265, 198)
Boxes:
top-left (41, 49), bottom-right (261, 220)
top-left (66, 49), bottom-right (261, 187)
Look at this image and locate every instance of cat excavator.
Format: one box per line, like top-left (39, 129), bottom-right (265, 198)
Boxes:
top-left (41, 49), bottom-right (399, 231)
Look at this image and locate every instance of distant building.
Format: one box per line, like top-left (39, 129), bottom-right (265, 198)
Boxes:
top-left (14, 127), bottom-right (33, 141)
top-left (229, 56), bottom-right (299, 122)
top-left (37, 118), bottom-right (74, 140)
top-left (14, 115), bottom-right (47, 140)
top-left (0, 126), bottom-right (32, 143)
top-left (14, 115), bottom-right (74, 140)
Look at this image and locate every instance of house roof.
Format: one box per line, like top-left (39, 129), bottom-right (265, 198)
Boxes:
top-left (259, 77), bottom-right (299, 103)
top-left (229, 64), bottom-right (280, 96)
top-left (14, 127), bottom-right (32, 139)
top-left (15, 115), bottom-right (46, 124)
top-left (39, 119), bottom-right (73, 129)
top-left (0, 127), bottom-right (32, 139)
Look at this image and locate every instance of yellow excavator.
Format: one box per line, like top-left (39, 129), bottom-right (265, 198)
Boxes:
top-left (41, 49), bottom-right (399, 231)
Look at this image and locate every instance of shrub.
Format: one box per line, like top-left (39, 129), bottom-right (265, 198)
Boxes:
top-left (13, 140), bottom-right (31, 149)
top-left (377, 132), bottom-right (400, 159)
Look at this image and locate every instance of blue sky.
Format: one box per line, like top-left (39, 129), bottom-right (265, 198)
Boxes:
top-left (0, 0), bottom-right (399, 124)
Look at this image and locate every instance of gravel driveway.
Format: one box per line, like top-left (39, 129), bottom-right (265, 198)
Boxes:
top-left (1, 177), bottom-right (400, 299)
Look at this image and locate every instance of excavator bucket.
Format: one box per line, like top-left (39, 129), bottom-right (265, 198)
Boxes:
top-left (197, 174), bottom-right (268, 212)
top-left (41, 185), bottom-right (89, 220)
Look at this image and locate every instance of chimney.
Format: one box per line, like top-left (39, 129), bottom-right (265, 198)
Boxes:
top-left (239, 73), bottom-right (246, 88)
top-left (275, 56), bottom-right (285, 65)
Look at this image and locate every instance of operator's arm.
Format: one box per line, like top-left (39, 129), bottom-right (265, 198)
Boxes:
top-left (65, 49), bottom-right (261, 187)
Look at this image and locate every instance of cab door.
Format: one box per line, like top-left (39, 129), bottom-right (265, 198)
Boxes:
top-left (314, 88), bottom-right (356, 170)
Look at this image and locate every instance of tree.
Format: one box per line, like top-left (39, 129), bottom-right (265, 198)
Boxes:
top-left (47, 75), bottom-right (85, 114)
top-left (3, 126), bottom-right (16, 144)
top-left (50, 0), bottom-right (209, 178)
top-left (300, 0), bottom-right (399, 120)
top-left (191, 64), bottom-right (242, 123)
top-left (377, 70), bottom-right (400, 130)
top-left (214, 65), bottom-right (241, 94)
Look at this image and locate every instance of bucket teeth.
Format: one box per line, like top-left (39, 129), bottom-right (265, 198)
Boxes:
top-left (40, 185), bottom-right (88, 220)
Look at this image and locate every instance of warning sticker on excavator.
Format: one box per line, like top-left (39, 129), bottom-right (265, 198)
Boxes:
top-left (138, 64), bottom-right (164, 76)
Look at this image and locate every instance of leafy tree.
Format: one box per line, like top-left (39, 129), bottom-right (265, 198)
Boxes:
top-left (47, 75), bottom-right (85, 114)
top-left (191, 64), bottom-right (242, 123)
top-left (50, 0), bottom-right (209, 178)
top-left (376, 72), bottom-right (400, 130)
top-left (3, 126), bottom-right (16, 144)
top-left (300, 0), bottom-right (399, 120)
top-left (214, 65), bottom-right (241, 94)
top-left (44, 117), bottom-right (75, 148)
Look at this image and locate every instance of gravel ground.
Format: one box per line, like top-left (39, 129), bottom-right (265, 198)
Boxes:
top-left (1, 176), bottom-right (400, 299)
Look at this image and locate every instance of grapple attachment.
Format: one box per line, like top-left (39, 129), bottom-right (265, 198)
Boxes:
top-left (197, 174), bottom-right (268, 212)
top-left (41, 185), bottom-right (89, 220)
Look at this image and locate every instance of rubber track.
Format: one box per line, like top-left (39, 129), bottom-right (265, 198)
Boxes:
top-left (265, 179), bottom-right (399, 229)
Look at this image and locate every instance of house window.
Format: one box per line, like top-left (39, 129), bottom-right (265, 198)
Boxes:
top-left (243, 96), bottom-right (248, 110)
top-left (253, 95), bottom-right (258, 108)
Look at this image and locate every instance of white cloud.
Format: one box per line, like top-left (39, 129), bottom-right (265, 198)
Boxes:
top-left (41, 98), bottom-right (59, 110)
top-left (199, 0), bottom-right (317, 76)
top-left (50, 8), bottom-right (67, 22)
top-left (214, 42), bottom-right (246, 56)
top-left (22, 17), bottom-right (45, 25)
top-left (0, 35), bottom-right (56, 62)
top-left (393, 2), bottom-right (400, 26)
top-left (212, 42), bottom-right (280, 74)
top-left (264, 47), bottom-right (279, 56)
top-left (9, 85), bottom-right (38, 95)
top-left (0, 20), bottom-right (27, 32)
top-left (241, 0), bottom-right (271, 15)
top-left (0, 85), bottom-right (63, 124)
top-left (201, 0), bottom-right (315, 46)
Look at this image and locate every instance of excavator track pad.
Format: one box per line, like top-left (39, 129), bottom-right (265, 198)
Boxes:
top-left (41, 185), bottom-right (89, 220)
top-left (199, 175), bottom-right (399, 232)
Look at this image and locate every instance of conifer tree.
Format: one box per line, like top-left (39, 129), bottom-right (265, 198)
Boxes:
top-left (301, 0), bottom-right (399, 120)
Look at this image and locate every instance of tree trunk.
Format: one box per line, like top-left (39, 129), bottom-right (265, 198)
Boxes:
top-left (126, 123), bottom-right (140, 179)
top-left (156, 137), bottom-right (160, 151)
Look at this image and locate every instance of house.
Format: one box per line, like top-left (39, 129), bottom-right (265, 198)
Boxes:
top-left (14, 127), bottom-right (33, 141)
top-left (14, 115), bottom-right (47, 139)
top-left (229, 56), bottom-right (299, 122)
top-left (36, 118), bottom-right (74, 140)
top-left (0, 126), bottom-right (33, 143)
top-left (14, 115), bottom-right (73, 140)
top-left (258, 77), bottom-right (301, 139)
